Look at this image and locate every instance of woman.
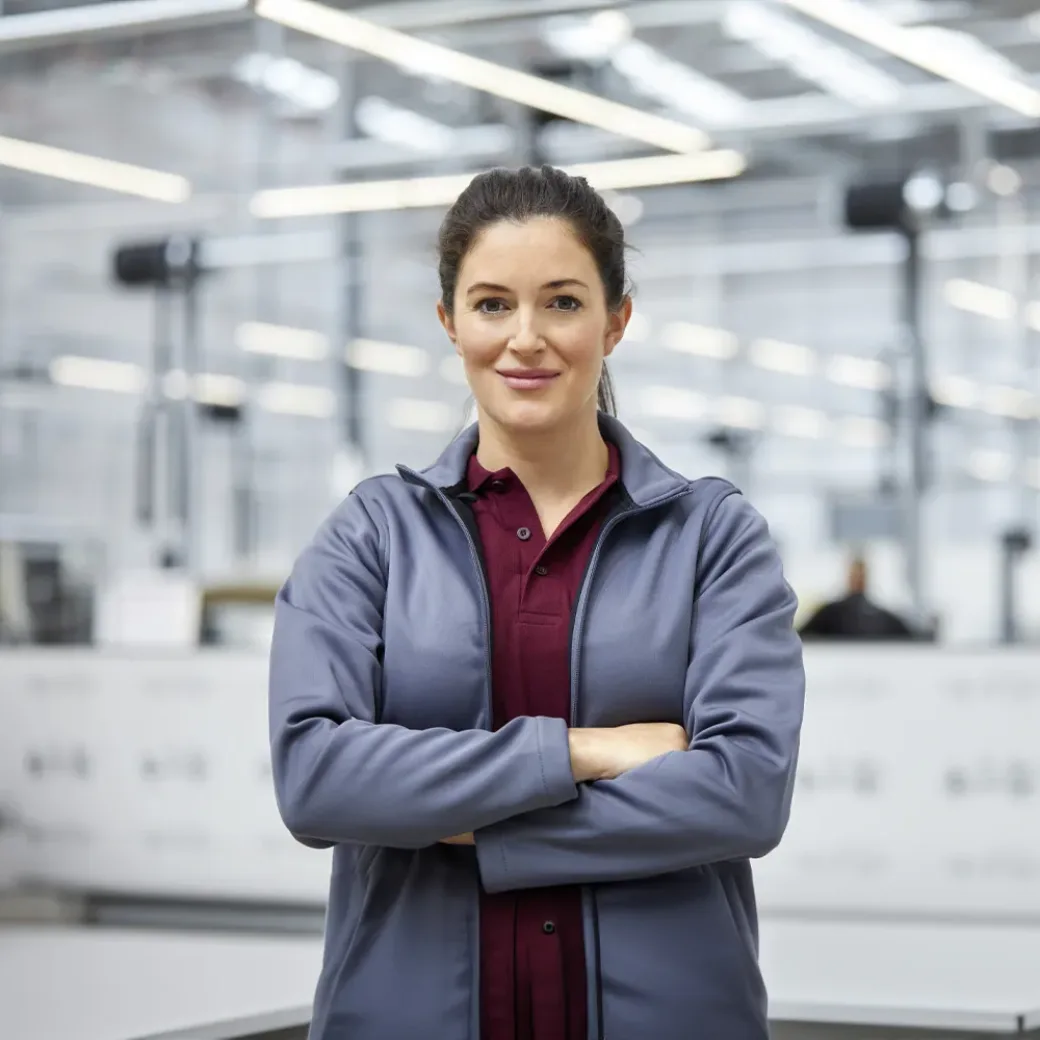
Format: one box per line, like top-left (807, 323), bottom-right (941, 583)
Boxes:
top-left (269, 165), bottom-right (805, 1040)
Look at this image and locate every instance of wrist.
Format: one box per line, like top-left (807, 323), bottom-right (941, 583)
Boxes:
top-left (568, 728), bottom-right (606, 783)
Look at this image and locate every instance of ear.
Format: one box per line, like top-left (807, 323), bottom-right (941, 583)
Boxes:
top-left (603, 295), bottom-right (633, 359)
top-left (436, 301), bottom-right (460, 354)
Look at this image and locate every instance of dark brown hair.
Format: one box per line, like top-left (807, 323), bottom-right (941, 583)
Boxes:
top-left (437, 164), bottom-right (629, 416)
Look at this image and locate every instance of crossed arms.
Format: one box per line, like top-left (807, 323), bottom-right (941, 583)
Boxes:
top-left (268, 490), bottom-right (805, 891)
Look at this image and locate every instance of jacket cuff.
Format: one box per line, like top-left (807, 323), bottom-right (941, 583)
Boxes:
top-left (534, 715), bottom-right (578, 803)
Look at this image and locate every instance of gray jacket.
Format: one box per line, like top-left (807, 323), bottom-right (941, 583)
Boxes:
top-left (269, 415), bottom-right (805, 1040)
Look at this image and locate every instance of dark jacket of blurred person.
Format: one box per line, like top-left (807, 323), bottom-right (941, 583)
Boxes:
top-left (799, 556), bottom-right (916, 641)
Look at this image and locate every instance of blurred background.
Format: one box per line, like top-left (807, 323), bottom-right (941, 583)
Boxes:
top-left (1, 2), bottom-right (1039, 1039)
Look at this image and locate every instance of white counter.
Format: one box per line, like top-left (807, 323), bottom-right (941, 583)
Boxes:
top-left (0, 926), bottom-right (320, 1040)
top-left (4, 919), bottom-right (1040, 1039)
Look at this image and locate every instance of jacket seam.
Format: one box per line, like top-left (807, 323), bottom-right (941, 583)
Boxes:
top-left (350, 488), bottom-right (390, 582)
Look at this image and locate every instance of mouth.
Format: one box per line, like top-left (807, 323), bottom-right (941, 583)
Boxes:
top-left (497, 370), bottom-right (561, 391)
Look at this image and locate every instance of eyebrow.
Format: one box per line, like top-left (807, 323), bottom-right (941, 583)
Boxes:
top-left (465, 278), bottom-right (589, 295)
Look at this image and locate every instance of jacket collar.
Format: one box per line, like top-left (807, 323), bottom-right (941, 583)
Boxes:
top-left (397, 414), bottom-right (690, 509)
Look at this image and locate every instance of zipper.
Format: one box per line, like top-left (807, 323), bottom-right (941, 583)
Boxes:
top-left (398, 467), bottom-right (494, 731)
top-left (567, 485), bottom-right (695, 1040)
top-left (398, 466), bottom-right (492, 1040)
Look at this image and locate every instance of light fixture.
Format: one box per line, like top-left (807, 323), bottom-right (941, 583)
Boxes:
top-left (748, 338), bottom-right (817, 376)
top-left (624, 312), bottom-right (651, 342)
top-left (254, 0), bottom-right (710, 154)
top-left (0, 0), bottom-right (249, 50)
top-left (354, 96), bottom-right (457, 154)
top-left (251, 149), bottom-right (747, 219)
top-left (233, 51), bottom-right (340, 114)
top-left (772, 405), bottom-right (829, 439)
top-left (966, 449), bottom-right (1013, 482)
top-left (638, 386), bottom-right (707, 420)
top-left (725, 1), bottom-right (903, 109)
top-left (715, 396), bottom-right (766, 429)
top-left (386, 398), bottom-right (456, 432)
top-left (347, 339), bottom-right (429, 377)
top-left (944, 278), bottom-right (1016, 322)
top-left (826, 354), bottom-right (891, 390)
top-left (660, 322), bottom-right (739, 360)
top-left (49, 356), bottom-right (146, 393)
top-left (932, 374), bottom-right (979, 409)
top-left (837, 415), bottom-right (889, 447)
top-left (255, 381), bottom-right (335, 417)
top-left (778, 0), bottom-right (1040, 117)
top-left (981, 385), bottom-right (1035, 421)
top-left (0, 133), bottom-right (190, 202)
top-left (438, 355), bottom-right (469, 386)
top-left (236, 321), bottom-right (329, 361)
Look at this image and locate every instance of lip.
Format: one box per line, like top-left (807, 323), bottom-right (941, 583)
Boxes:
top-left (497, 369), bottom-right (561, 390)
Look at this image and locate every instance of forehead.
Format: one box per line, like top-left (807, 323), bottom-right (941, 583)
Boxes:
top-left (460, 217), bottom-right (597, 283)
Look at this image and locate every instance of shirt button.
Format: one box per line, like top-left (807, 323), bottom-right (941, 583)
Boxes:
top-left (490, 480), bottom-right (506, 492)
top-left (542, 921), bottom-right (556, 935)
top-left (517, 527), bottom-right (532, 541)
top-left (534, 565), bottom-right (548, 577)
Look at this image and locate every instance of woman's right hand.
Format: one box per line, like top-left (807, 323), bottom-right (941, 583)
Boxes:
top-left (568, 723), bottom-right (689, 783)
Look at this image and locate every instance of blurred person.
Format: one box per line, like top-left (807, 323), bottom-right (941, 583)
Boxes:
top-left (268, 166), bottom-right (805, 1040)
top-left (799, 553), bottom-right (916, 641)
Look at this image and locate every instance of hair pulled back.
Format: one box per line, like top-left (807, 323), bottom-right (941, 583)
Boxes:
top-left (437, 165), bottom-right (628, 416)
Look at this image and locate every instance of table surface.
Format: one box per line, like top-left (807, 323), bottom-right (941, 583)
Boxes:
top-left (762, 917), bottom-right (1040, 1033)
top-left (3, 918), bottom-right (1040, 1039)
top-left (0, 926), bottom-right (322, 1040)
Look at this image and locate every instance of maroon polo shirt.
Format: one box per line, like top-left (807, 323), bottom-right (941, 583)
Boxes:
top-left (467, 441), bottom-right (621, 1040)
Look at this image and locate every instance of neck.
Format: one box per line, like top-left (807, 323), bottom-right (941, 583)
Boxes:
top-left (475, 407), bottom-right (609, 501)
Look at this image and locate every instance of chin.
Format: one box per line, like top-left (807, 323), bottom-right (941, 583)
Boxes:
top-left (490, 398), bottom-right (567, 433)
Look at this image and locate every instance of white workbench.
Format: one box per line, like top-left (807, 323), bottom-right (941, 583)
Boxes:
top-left (3, 919), bottom-right (1039, 1039)
top-left (763, 918), bottom-right (1040, 1036)
top-left (0, 925), bottom-right (321, 1040)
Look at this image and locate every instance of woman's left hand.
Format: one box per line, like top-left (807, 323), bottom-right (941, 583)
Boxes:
top-left (439, 833), bottom-right (475, 845)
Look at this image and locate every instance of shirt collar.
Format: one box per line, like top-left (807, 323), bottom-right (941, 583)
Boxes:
top-left (465, 440), bottom-right (621, 494)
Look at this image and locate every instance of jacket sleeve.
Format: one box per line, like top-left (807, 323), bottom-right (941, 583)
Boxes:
top-left (473, 492), bottom-right (804, 891)
top-left (269, 489), bottom-right (579, 851)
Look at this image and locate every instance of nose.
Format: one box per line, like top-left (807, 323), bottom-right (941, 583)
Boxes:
top-left (508, 309), bottom-right (546, 356)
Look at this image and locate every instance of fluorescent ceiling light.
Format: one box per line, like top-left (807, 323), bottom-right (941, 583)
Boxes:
top-left (748, 338), bottom-right (817, 376)
top-left (638, 386), bottom-right (707, 420)
top-left (0, 133), bottom-right (190, 202)
top-left (932, 374), bottom-right (979, 409)
top-left (981, 385), bottom-right (1035, 420)
top-left (966, 449), bottom-right (1013, 483)
top-left (715, 395), bottom-right (766, 429)
top-left (50, 356), bottom-right (146, 393)
top-left (354, 96), bottom-right (457, 154)
top-left (236, 321), bottom-right (329, 361)
top-left (0, 0), bottom-right (247, 48)
top-left (233, 52), bottom-right (340, 114)
top-left (439, 355), bottom-right (469, 386)
top-left (624, 312), bottom-right (651, 343)
top-left (661, 322), bottom-right (739, 360)
top-left (255, 0), bottom-right (709, 154)
top-left (193, 373), bottom-right (246, 406)
top-left (255, 381), bottom-right (335, 417)
top-left (825, 354), bottom-right (891, 390)
top-left (251, 149), bottom-right (746, 218)
top-left (544, 11), bottom-right (749, 126)
top-left (347, 338), bottom-right (429, 376)
top-left (772, 405), bottom-right (829, 439)
top-left (944, 278), bottom-right (1016, 321)
top-left (778, 0), bottom-right (1040, 117)
top-left (725, 1), bottom-right (903, 109)
top-left (836, 415), bottom-right (889, 447)
top-left (387, 398), bottom-right (456, 432)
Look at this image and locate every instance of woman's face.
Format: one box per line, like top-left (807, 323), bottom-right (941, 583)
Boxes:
top-left (438, 217), bottom-right (630, 435)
